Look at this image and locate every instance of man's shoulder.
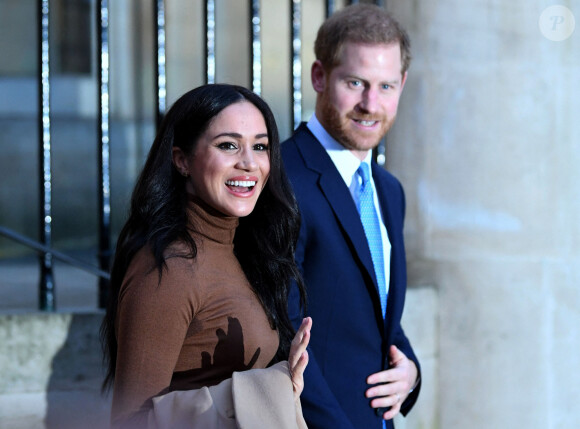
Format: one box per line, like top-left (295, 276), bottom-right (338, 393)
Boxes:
top-left (280, 134), bottom-right (303, 168)
top-left (372, 162), bottom-right (399, 181)
top-left (372, 162), bottom-right (405, 194)
top-left (281, 124), bottom-right (313, 147)
top-left (281, 124), bottom-right (319, 166)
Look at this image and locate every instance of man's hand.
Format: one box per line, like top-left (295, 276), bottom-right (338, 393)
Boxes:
top-left (365, 345), bottom-right (418, 421)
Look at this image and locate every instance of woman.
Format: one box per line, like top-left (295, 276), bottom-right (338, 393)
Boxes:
top-left (100, 84), bottom-right (310, 428)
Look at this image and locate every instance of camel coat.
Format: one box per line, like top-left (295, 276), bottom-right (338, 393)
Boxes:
top-left (148, 361), bottom-right (307, 429)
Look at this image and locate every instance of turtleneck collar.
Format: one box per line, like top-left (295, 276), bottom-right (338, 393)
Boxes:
top-left (187, 195), bottom-right (239, 245)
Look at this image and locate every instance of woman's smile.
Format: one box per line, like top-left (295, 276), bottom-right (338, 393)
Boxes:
top-left (225, 176), bottom-right (258, 194)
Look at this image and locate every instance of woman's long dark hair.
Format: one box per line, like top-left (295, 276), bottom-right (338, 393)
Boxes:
top-left (100, 84), bottom-right (305, 391)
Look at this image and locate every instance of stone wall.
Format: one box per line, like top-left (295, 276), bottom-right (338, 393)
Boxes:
top-left (387, 1), bottom-right (580, 428)
top-left (0, 312), bottom-right (111, 429)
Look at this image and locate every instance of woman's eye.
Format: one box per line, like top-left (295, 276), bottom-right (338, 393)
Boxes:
top-left (217, 142), bottom-right (237, 150)
top-left (254, 143), bottom-right (269, 151)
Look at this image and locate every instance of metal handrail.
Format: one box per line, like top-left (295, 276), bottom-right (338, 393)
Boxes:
top-left (0, 226), bottom-right (111, 280)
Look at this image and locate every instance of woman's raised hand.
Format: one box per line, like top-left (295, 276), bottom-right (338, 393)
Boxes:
top-left (288, 317), bottom-right (312, 400)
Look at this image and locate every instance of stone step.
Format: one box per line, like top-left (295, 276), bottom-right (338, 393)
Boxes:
top-left (0, 312), bottom-right (111, 429)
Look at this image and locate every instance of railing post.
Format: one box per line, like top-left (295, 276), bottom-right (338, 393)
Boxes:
top-left (290, 0), bottom-right (302, 131)
top-left (205, 0), bottom-right (216, 84)
top-left (38, 0), bottom-right (55, 311)
top-left (154, 0), bottom-right (167, 129)
top-left (97, 0), bottom-right (112, 309)
top-left (325, 0), bottom-right (335, 17)
top-left (250, 0), bottom-right (262, 96)
top-left (375, 0), bottom-right (387, 166)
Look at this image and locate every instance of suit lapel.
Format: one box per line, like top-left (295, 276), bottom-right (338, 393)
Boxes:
top-left (293, 125), bottom-right (380, 297)
top-left (372, 163), bottom-right (399, 335)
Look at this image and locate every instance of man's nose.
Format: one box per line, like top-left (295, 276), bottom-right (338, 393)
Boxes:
top-left (358, 88), bottom-right (379, 113)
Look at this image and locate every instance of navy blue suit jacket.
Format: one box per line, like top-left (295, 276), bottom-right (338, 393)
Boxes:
top-left (282, 124), bottom-right (421, 429)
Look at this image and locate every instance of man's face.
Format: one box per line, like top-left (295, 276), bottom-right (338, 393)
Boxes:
top-left (313, 42), bottom-right (407, 160)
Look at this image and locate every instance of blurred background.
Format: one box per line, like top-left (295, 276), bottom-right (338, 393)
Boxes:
top-left (0, 0), bottom-right (578, 428)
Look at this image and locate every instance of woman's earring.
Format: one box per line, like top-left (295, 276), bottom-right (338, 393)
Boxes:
top-left (181, 171), bottom-right (189, 178)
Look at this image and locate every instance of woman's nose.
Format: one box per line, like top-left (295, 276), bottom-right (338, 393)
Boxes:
top-left (236, 148), bottom-right (258, 171)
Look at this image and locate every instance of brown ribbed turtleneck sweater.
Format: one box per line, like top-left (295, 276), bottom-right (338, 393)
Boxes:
top-left (111, 200), bottom-right (279, 427)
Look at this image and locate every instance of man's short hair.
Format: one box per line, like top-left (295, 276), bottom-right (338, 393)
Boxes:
top-left (314, 3), bottom-right (411, 75)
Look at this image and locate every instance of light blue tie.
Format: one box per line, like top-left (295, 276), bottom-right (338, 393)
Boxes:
top-left (357, 163), bottom-right (387, 318)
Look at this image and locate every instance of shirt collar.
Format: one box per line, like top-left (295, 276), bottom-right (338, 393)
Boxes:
top-left (306, 114), bottom-right (373, 188)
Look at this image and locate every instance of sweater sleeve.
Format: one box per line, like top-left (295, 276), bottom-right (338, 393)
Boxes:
top-left (111, 248), bottom-right (199, 428)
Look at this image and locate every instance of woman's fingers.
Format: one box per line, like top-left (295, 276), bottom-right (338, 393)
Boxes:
top-left (289, 317), bottom-right (312, 398)
top-left (289, 317), bottom-right (312, 367)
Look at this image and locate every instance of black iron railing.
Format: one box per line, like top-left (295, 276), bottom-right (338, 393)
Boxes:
top-left (1, 0), bottom-right (388, 311)
top-left (38, 0), bottom-right (54, 311)
top-left (96, 0), bottom-right (112, 309)
top-left (0, 227), bottom-right (111, 281)
top-left (154, 0), bottom-right (167, 128)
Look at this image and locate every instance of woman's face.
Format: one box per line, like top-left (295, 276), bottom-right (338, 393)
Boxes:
top-left (176, 101), bottom-right (271, 217)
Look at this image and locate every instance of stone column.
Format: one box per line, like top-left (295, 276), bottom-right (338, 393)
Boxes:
top-left (387, 1), bottom-right (580, 428)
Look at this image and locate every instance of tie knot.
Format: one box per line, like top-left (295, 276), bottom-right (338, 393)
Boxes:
top-left (357, 162), bottom-right (371, 186)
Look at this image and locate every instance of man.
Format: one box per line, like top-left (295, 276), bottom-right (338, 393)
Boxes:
top-left (281, 4), bottom-right (421, 429)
